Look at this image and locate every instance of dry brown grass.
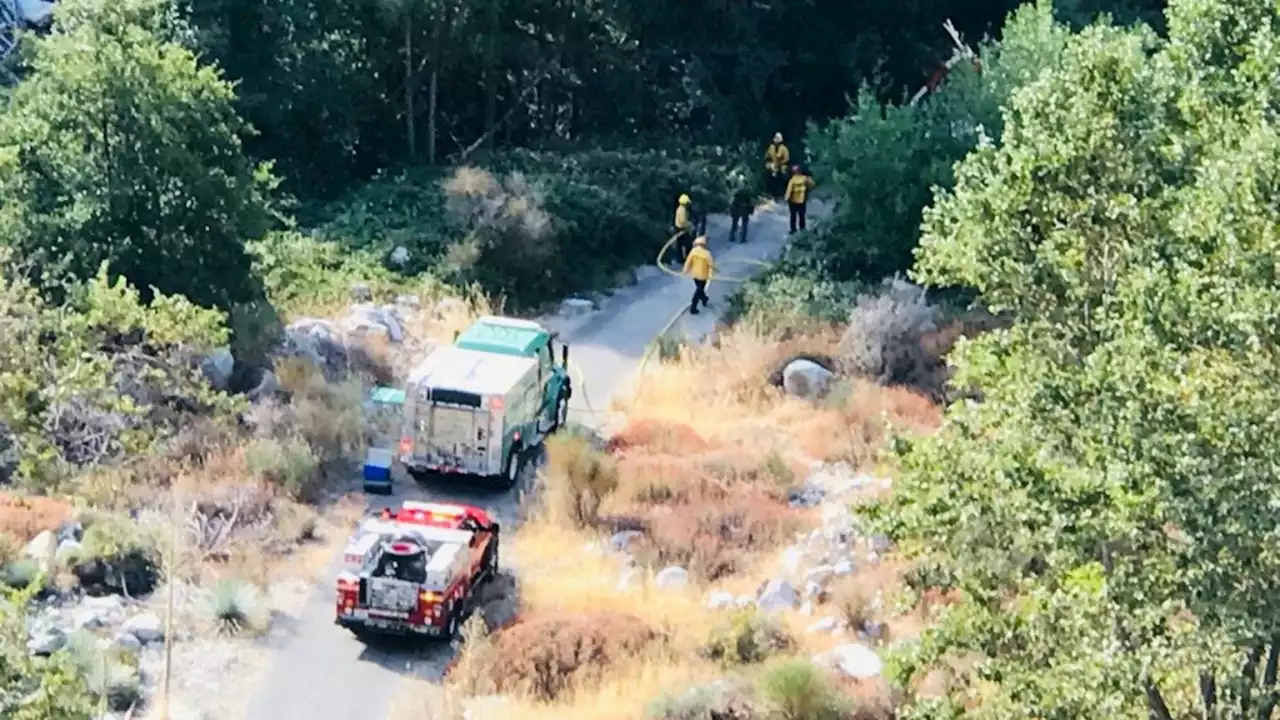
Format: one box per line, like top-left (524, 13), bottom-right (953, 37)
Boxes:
top-left (0, 493), bottom-right (74, 543)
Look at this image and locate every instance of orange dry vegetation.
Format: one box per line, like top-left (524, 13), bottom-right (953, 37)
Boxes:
top-left (0, 493), bottom-right (74, 542)
top-left (483, 611), bottom-right (658, 701)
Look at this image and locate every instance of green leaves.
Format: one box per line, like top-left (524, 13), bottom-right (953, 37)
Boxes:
top-left (0, 0), bottom-right (276, 313)
top-left (878, 0), bottom-right (1280, 716)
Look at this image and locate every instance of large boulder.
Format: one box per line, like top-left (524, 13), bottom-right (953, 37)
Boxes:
top-left (200, 348), bottom-right (235, 391)
top-left (756, 578), bottom-right (798, 613)
top-left (22, 530), bottom-right (59, 576)
top-left (827, 642), bottom-right (883, 679)
top-left (782, 359), bottom-right (835, 400)
top-left (277, 318), bottom-right (348, 377)
top-left (343, 303), bottom-right (404, 343)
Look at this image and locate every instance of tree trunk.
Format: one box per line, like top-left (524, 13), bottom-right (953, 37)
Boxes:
top-left (482, 0), bottom-right (499, 150)
top-left (404, 12), bottom-right (416, 159)
top-left (427, 66), bottom-right (438, 165)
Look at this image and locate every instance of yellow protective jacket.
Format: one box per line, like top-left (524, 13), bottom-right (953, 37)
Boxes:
top-left (683, 246), bottom-right (714, 280)
top-left (765, 143), bottom-right (790, 172)
top-left (674, 205), bottom-right (692, 231)
top-left (786, 174), bottom-right (815, 204)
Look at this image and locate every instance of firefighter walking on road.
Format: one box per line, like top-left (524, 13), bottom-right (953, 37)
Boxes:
top-left (785, 165), bottom-right (816, 234)
top-left (729, 186), bottom-right (752, 243)
top-left (673, 193), bottom-right (695, 263)
top-left (683, 235), bottom-right (715, 315)
top-left (764, 133), bottom-right (790, 199)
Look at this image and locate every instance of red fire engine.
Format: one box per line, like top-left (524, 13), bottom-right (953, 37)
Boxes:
top-left (334, 500), bottom-right (499, 640)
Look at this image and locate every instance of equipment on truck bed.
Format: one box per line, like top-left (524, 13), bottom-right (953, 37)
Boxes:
top-left (335, 501), bottom-right (499, 640)
top-left (362, 386), bottom-right (405, 494)
top-left (399, 315), bottom-right (572, 489)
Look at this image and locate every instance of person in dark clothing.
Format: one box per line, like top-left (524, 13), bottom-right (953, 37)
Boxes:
top-left (729, 189), bottom-right (753, 243)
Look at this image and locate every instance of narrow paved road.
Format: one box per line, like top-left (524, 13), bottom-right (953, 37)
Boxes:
top-left (243, 200), bottom-right (827, 720)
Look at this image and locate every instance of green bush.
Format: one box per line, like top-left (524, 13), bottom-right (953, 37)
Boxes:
top-left (646, 680), bottom-right (759, 720)
top-left (64, 629), bottom-right (142, 713)
top-left (0, 558), bottom-right (44, 591)
top-left (303, 146), bottom-right (743, 310)
top-left (0, 585), bottom-right (97, 719)
top-left (73, 514), bottom-right (160, 596)
top-left (245, 436), bottom-right (320, 498)
top-left (702, 610), bottom-right (795, 666)
top-left (756, 658), bottom-right (851, 720)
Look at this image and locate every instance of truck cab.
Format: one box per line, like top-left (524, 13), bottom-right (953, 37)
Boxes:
top-left (399, 316), bottom-right (571, 488)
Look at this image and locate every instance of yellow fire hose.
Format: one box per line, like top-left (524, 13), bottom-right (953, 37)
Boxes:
top-left (565, 229), bottom-right (776, 420)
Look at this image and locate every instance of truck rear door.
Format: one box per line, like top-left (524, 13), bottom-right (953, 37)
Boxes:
top-left (416, 389), bottom-right (492, 473)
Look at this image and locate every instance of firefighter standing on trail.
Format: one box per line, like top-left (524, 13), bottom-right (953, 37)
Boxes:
top-left (764, 133), bottom-right (789, 199)
top-left (785, 165), bottom-right (816, 234)
top-left (729, 187), bottom-right (752, 243)
top-left (683, 236), bottom-right (714, 315)
top-left (673, 193), bottom-right (694, 263)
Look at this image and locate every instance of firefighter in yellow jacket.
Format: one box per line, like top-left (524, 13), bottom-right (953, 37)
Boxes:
top-left (764, 133), bottom-right (790, 199)
top-left (682, 236), bottom-right (715, 315)
top-left (785, 165), bottom-right (816, 234)
top-left (673, 193), bottom-right (695, 262)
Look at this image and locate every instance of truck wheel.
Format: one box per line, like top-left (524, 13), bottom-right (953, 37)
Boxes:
top-left (499, 448), bottom-right (523, 490)
top-left (443, 602), bottom-right (461, 640)
top-left (551, 391), bottom-right (569, 432)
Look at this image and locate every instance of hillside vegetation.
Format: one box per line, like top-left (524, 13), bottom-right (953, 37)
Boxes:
top-left (8, 0), bottom-right (1280, 717)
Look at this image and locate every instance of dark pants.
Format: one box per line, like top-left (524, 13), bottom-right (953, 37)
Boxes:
top-left (767, 171), bottom-right (786, 198)
top-left (690, 279), bottom-right (709, 313)
top-left (789, 201), bottom-right (807, 233)
top-left (730, 213), bottom-right (749, 243)
top-left (675, 230), bottom-right (693, 263)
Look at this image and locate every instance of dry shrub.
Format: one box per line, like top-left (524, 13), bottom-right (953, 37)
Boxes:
top-left (542, 434), bottom-right (619, 529)
top-left (631, 488), bottom-right (804, 581)
top-left (838, 278), bottom-right (938, 389)
top-left (702, 610), bottom-right (795, 666)
top-left (274, 358), bottom-right (365, 463)
top-left (606, 419), bottom-right (713, 455)
top-left (485, 611), bottom-right (657, 701)
top-left (794, 380), bottom-right (939, 464)
top-left (827, 576), bottom-right (876, 635)
top-left (0, 493), bottom-right (74, 542)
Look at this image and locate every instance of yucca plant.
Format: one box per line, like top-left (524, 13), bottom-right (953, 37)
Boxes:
top-left (203, 578), bottom-right (269, 636)
top-left (64, 629), bottom-right (143, 712)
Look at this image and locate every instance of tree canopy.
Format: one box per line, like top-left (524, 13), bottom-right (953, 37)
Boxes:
top-left (874, 0), bottom-right (1280, 716)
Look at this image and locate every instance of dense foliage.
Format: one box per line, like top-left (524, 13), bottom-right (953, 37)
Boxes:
top-left (870, 0), bottom-right (1280, 715)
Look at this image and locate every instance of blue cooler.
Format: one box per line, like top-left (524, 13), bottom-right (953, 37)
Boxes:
top-left (362, 447), bottom-right (394, 494)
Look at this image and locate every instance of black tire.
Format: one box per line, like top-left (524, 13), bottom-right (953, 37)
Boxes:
top-left (442, 602), bottom-right (461, 640)
top-left (551, 390), bottom-right (569, 432)
top-left (498, 447), bottom-right (523, 490)
top-left (483, 535), bottom-right (500, 580)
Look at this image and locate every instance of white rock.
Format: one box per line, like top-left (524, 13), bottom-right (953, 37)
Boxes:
top-left (389, 246), bottom-right (411, 266)
top-left (345, 304), bottom-right (404, 342)
top-left (734, 594), bottom-right (755, 608)
top-left (200, 347), bottom-right (235, 390)
top-left (654, 566), bottom-right (689, 590)
top-left (807, 617), bottom-right (840, 634)
top-left (869, 534), bottom-right (892, 552)
top-left (394, 294), bottom-right (421, 309)
top-left (830, 643), bottom-right (883, 679)
top-left (833, 559), bottom-right (855, 576)
top-left (609, 531), bottom-right (643, 553)
top-left (756, 579), bottom-right (798, 613)
top-left (780, 545), bottom-right (806, 575)
top-left (558, 297), bottom-right (596, 317)
top-left (27, 626), bottom-right (65, 655)
top-left (805, 565), bottom-right (835, 587)
top-left (122, 612), bottom-right (165, 644)
top-left (867, 552), bottom-right (881, 565)
top-left (800, 601), bottom-right (814, 616)
top-left (706, 590), bottom-right (735, 610)
top-left (782, 359), bottom-right (835, 400)
top-left (804, 581), bottom-right (824, 599)
top-left (22, 529), bottom-right (58, 575)
top-left (56, 538), bottom-right (82, 562)
top-left (806, 529), bottom-right (825, 548)
top-left (83, 595), bottom-right (125, 613)
top-left (111, 631), bottom-right (143, 654)
top-left (73, 606), bottom-right (111, 630)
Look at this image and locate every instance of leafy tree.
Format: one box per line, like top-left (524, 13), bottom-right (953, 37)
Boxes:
top-left (875, 0), bottom-right (1280, 717)
top-left (0, 583), bottom-right (96, 719)
top-left (0, 0), bottom-right (277, 313)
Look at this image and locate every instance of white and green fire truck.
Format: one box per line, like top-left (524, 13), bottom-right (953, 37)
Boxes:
top-left (399, 316), bottom-right (572, 488)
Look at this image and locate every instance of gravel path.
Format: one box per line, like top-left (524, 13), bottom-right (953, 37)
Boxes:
top-left (241, 200), bottom-right (826, 720)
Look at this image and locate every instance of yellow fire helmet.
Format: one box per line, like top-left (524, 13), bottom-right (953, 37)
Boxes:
top-left (693, 235), bottom-right (708, 246)
top-left (773, 132), bottom-right (783, 143)
top-left (678, 194), bottom-right (691, 205)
